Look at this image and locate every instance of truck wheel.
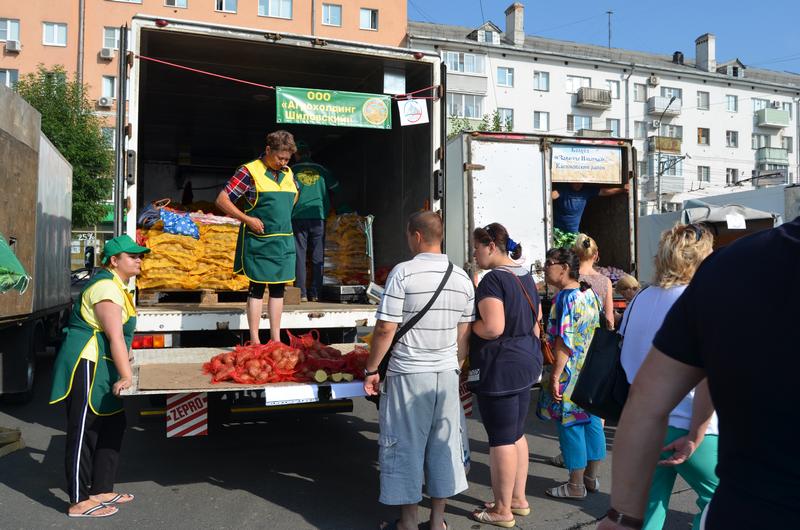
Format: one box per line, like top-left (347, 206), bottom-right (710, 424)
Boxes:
top-left (2, 321), bottom-right (43, 405)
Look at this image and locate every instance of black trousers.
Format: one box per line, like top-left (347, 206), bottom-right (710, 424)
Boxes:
top-left (64, 359), bottom-right (126, 503)
top-left (293, 219), bottom-right (325, 299)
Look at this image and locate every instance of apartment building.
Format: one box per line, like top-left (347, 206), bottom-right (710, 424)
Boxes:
top-left (408, 3), bottom-right (800, 213)
top-left (0, 0), bottom-right (405, 143)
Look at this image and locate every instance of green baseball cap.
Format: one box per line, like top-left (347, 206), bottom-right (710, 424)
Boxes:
top-left (102, 235), bottom-right (150, 264)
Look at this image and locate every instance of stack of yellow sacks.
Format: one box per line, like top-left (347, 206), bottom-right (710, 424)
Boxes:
top-left (137, 225), bottom-right (249, 291)
top-left (323, 213), bottom-right (371, 286)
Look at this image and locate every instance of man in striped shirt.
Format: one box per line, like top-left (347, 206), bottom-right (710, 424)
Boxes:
top-left (364, 211), bottom-right (475, 530)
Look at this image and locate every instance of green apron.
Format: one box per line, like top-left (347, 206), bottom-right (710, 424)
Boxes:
top-left (49, 269), bottom-right (136, 416)
top-left (233, 158), bottom-right (298, 284)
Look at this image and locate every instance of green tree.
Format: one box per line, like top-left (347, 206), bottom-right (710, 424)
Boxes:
top-left (448, 109), bottom-right (511, 139)
top-left (15, 65), bottom-right (113, 227)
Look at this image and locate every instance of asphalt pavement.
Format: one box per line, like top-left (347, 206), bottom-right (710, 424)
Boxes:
top-left (0, 358), bottom-right (700, 529)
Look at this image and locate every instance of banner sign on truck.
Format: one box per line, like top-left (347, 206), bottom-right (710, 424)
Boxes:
top-left (551, 145), bottom-right (623, 184)
top-left (276, 87), bottom-right (392, 129)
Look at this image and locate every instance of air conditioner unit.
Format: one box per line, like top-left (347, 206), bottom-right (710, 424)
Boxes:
top-left (98, 96), bottom-right (112, 108)
top-left (100, 47), bottom-right (115, 59)
top-left (647, 74), bottom-right (660, 87)
top-left (5, 40), bottom-right (21, 52)
top-left (771, 101), bottom-right (782, 109)
top-left (651, 120), bottom-right (661, 129)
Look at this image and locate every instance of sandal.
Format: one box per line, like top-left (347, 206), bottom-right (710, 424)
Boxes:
top-left (549, 453), bottom-right (565, 468)
top-left (418, 521), bottom-right (448, 530)
top-left (469, 509), bottom-right (516, 528)
top-left (545, 482), bottom-right (587, 500)
top-left (583, 475), bottom-right (599, 493)
top-left (68, 504), bottom-right (119, 518)
top-left (483, 501), bottom-right (531, 516)
top-left (93, 493), bottom-right (135, 505)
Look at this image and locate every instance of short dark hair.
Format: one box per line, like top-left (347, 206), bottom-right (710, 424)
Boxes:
top-left (407, 211), bottom-right (443, 244)
top-left (546, 247), bottom-right (581, 281)
top-left (266, 130), bottom-right (297, 153)
top-left (473, 222), bottom-right (522, 260)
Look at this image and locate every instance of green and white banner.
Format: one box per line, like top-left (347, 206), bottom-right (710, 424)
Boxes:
top-left (276, 87), bottom-right (392, 129)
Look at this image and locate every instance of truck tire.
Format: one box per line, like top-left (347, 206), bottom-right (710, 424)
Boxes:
top-left (1, 321), bottom-right (43, 405)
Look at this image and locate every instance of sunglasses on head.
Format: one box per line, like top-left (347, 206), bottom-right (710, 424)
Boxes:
top-left (686, 223), bottom-right (706, 242)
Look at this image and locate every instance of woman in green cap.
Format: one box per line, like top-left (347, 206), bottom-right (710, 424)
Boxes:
top-left (49, 234), bottom-right (149, 518)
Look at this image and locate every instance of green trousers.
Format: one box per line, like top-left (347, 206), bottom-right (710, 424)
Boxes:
top-left (643, 426), bottom-right (719, 530)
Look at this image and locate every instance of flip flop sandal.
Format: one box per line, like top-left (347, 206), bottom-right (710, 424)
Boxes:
top-left (418, 520), bottom-right (448, 530)
top-left (545, 482), bottom-right (587, 500)
top-left (101, 493), bottom-right (135, 505)
top-left (68, 504), bottom-right (119, 518)
top-left (583, 476), bottom-right (600, 493)
top-left (483, 501), bottom-right (531, 516)
top-left (469, 509), bottom-right (516, 528)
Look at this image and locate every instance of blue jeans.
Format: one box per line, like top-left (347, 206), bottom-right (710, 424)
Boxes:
top-left (557, 415), bottom-right (606, 471)
top-left (292, 219), bottom-right (325, 298)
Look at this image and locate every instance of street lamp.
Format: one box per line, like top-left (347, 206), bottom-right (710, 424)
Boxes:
top-left (656, 95), bottom-right (678, 213)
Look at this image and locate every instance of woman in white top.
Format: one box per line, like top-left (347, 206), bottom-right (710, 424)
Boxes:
top-left (619, 223), bottom-right (719, 530)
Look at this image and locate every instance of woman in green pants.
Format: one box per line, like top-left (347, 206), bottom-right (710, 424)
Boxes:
top-left (618, 224), bottom-right (719, 529)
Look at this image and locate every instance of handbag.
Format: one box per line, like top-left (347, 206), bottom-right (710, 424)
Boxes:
top-left (570, 287), bottom-right (646, 422)
top-left (502, 268), bottom-right (554, 365)
top-left (367, 261), bottom-right (454, 408)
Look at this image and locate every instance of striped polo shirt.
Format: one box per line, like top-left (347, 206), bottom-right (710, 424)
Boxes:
top-left (376, 253), bottom-right (475, 374)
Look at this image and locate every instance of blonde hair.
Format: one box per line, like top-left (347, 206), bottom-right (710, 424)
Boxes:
top-left (615, 274), bottom-right (640, 294)
top-left (654, 224), bottom-right (714, 288)
top-left (573, 233), bottom-right (599, 262)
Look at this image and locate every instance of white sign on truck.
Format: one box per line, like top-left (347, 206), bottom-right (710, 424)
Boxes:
top-left (551, 145), bottom-right (623, 185)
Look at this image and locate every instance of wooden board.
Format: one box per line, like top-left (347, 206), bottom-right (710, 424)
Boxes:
top-left (138, 286), bottom-right (302, 306)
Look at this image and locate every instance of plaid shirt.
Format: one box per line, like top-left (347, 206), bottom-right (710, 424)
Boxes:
top-left (224, 156), bottom-right (295, 205)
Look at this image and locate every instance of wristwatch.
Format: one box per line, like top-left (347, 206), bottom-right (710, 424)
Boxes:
top-left (606, 508), bottom-right (643, 529)
top-left (363, 368), bottom-right (379, 377)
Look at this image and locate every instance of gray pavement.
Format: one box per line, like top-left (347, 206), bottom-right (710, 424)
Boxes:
top-left (0, 358), bottom-right (700, 529)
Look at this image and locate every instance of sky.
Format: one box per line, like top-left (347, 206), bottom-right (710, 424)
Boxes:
top-left (407, 0), bottom-right (800, 74)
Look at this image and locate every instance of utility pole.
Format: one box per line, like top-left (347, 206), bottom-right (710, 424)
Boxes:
top-left (606, 11), bottom-right (613, 49)
top-left (656, 95), bottom-right (678, 213)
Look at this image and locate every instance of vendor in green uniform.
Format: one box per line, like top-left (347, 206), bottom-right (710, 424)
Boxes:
top-left (216, 130), bottom-right (298, 343)
top-left (49, 235), bottom-right (149, 518)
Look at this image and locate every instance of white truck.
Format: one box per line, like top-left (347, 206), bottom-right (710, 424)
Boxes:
top-left (0, 86), bottom-right (73, 403)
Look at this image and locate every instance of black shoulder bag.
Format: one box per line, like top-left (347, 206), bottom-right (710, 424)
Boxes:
top-left (367, 262), bottom-right (454, 408)
top-left (570, 287), bottom-right (646, 422)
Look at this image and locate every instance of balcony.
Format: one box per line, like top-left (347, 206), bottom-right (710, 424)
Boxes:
top-left (645, 175), bottom-right (685, 194)
top-left (647, 136), bottom-right (682, 153)
top-left (755, 146), bottom-right (789, 164)
top-left (577, 129), bottom-right (613, 138)
top-left (647, 96), bottom-right (682, 116)
top-left (755, 108), bottom-right (790, 129)
top-left (576, 87), bottom-right (612, 109)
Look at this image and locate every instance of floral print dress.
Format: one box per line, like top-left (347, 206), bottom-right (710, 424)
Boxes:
top-left (537, 288), bottom-right (601, 426)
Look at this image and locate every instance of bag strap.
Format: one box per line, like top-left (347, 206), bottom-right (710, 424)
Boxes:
top-left (619, 286), bottom-right (648, 337)
top-left (498, 267), bottom-right (538, 333)
top-left (391, 261), bottom-right (454, 347)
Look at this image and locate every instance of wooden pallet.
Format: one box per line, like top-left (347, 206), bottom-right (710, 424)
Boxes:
top-left (0, 427), bottom-right (24, 458)
top-left (137, 286), bottom-right (301, 306)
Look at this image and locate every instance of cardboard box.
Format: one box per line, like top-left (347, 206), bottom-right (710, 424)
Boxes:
top-left (284, 286), bottom-right (301, 305)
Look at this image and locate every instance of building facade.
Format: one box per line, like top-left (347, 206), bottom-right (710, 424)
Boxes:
top-left (408, 3), bottom-right (800, 213)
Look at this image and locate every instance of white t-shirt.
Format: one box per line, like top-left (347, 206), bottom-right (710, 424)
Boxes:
top-left (620, 285), bottom-right (719, 435)
top-left (376, 253), bottom-right (475, 374)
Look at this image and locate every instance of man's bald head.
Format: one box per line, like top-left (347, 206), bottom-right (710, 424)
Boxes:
top-left (407, 211), bottom-right (443, 244)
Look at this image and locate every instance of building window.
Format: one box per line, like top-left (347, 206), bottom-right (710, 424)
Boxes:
top-left (726, 168), bottom-right (738, 185)
top-left (656, 155), bottom-right (683, 176)
top-left (443, 51), bottom-right (485, 75)
top-left (359, 8), bottom-right (378, 30)
top-left (783, 136), bottom-right (793, 153)
top-left (447, 93), bottom-right (483, 118)
top-left (533, 71), bottom-right (549, 91)
top-left (661, 124), bottom-right (683, 139)
top-left (752, 98), bottom-right (769, 111)
top-left (606, 80), bottom-right (620, 99)
top-left (43, 22), bottom-right (67, 46)
top-left (784, 102), bottom-right (793, 116)
top-left (164, 0), bottom-right (188, 7)
top-left (634, 83), bottom-right (647, 102)
top-left (0, 69), bottom-right (19, 87)
top-left (698, 166), bottom-right (710, 182)
top-left (215, 0), bottom-right (237, 13)
top-left (660, 86), bottom-right (682, 100)
top-left (533, 111), bottom-right (549, 131)
top-left (322, 3), bottom-right (342, 26)
top-left (752, 133), bottom-right (770, 149)
top-left (638, 160), bottom-right (648, 178)
top-left (497, 67), bottom-right (514, 87)
top-left (101, 127), bottom-right (116, 149)
top-left (697, 91), bottom-right (710, 110)
top-left (480, 30), bottom-right (496, 43)
top-left (566, 75), bottom-right (591, 94)
top-left (102, 76), bottom-right (116, 99)
top-left (634, 121), bottom-right (646, 140)
top-left (726, 95), bottom-right (738, 112)
top-left (726, 130), bottom-right (738, 148)
top-left (498, 108), bottom-right (514, 130)
top-left (0, 18), bottom-right (21, 42)
top-left (567, 114), bottom-right (591, 132)
top-left (606, 118), bottom-right (620, 137)
top-left (697, 128), bottom-right (710, 146)
top-left (259, 0), bottom-right (292, 19)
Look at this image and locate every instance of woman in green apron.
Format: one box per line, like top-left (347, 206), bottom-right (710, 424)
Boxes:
top-left (216, 130), bottom-right (298, 343)
top-left (49, 235), bottom-right (149, 518)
